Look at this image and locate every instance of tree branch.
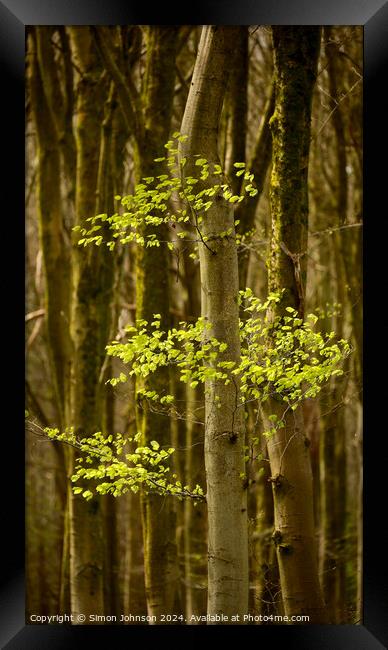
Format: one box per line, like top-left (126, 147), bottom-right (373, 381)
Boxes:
top-left (91, 26), bottom-right (143, 143)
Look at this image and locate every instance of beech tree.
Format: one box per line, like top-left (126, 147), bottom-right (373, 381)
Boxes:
top-left (262, 26), bottom-right (328, 623)
top-left (26, 25), bottom-right (363, 627)
top-left (180, 25), bottom-right (249, 620)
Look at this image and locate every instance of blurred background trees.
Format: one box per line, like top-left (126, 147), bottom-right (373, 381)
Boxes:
top-left (25, 25), bottom-right (362, 624)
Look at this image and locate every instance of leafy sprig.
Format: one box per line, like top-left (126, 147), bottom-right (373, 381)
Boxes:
top-left (73, 133), bottom-right (258, 252)
top-left (44, 427), bottom-right (205, 502)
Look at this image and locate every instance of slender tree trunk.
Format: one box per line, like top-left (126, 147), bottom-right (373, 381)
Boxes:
top-left (67, 27), bottom-right (114, 620)
top-left (34, 28), bottom-right (77, 611)
top-left (263, 26), bottom-right (329, 624)
top-left (251, 442), bottom-right (282, 619)
top-left (181, 26), bottom-right (249, 621)
top-left (183, 384), bottom-right (208, 621)
top-left (323, 29), bottom-right (363, 622)
top-left (225, 27), bottom-right (248, 193)
top-left (93, 25), bottom-right (182, 620)
top-left (319, 232), bottom-right (349, 624)
top-left (95, 82), bottom-right (123, 618)
top-left (36, 27), bottom-right (76, 195)
top-left (28, 30), bottom-right (72, 430)
top-left (236, 84), bottom-right (275, 291)
top-left (324, 27), bottom-right (362, 384)
top-left (182, 267), bottom-right (207, 620)
top-left (175, 246), bottom-right (207, 619)
top-left (28, 30), bottom-right (72, 614)
top-left (133, 26), bottom-right (182, 621)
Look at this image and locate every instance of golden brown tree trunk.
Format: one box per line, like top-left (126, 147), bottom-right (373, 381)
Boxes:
top-left (236, 84), bottom-right (275, 291)
top-left (264, 26), bottom-right (328, 624)
top-left (67, 26), bottom-right (114, 621)
top-left (181, 26), bottom-right (249, 621)
top-left (28, 30), bottom-right (72, 614)
top-left (93, 25), bottom-right (182, 620)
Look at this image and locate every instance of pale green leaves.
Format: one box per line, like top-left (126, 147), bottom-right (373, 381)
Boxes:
top-left (45, 427), bottom-right (205, 503)
top-left (45, 284), bottom-right (351, 501)
top-left (106, 291), bottom-right (350, 420)
top-left (72, 132), bottom-right (259, 254)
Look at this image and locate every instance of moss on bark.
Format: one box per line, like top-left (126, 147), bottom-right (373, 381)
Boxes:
top-left (264, 27), bottom-right (329, 624)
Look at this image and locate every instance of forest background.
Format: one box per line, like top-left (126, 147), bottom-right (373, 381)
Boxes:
top-left (25, 25), bottom-right (362, 625)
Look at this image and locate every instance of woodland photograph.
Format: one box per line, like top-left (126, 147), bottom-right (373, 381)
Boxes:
top-left (25, 25), bottom-right (363, 626)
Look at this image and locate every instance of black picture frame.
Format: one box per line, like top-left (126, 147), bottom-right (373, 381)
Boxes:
top-left (2, 0), bottom-right (387, 647)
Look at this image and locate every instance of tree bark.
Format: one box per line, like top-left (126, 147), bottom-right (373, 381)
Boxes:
top-left (225, 27), bottom-right (248, 194)
top-left (264, 26), bottom-right (329, 624)
top-left (28, 30), bottom-right (71, 613)
top-left (182, 269), bottom-right (207, 620)
top-left (93, 24), bottom-right (182, 620)
top-left (28, 30), bottom-right (72, 430)
top-left (236, 84), bottom-right (275, 291)
top-left (324, 27), bottom-right (362, 385)
top-left (181, 25), bottom-right (249, 621)
top-left (35, 27), bottom-right (76, 195)
top-left (134, 26), bottom-right (182, 621)
top-left (67, 26), bottom-right (114, 620)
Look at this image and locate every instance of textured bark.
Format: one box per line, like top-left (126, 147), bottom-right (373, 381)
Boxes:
top-left (252, 446), bottom-right (281, 618)
top-left (28, 33), bottom-right (71, 613)
top-left (135, 26), bottom-right (182, 621)
top-left (264, 27), bottom-right (328, 623)
top-left (324, 27), bottom-right (362, 385)
top-left (127, 490), bottom-right (147, 618)
top-left (94, 25), bottom-right (181, 620)
top-left (225, 27), bottom-right (248, 194)
top-left (36, 27), bottom-right (76, 192)
top-left (183, 272), bottom-right (207, 620)
top-left (181, 26), bottom-right (249, 621)
top-left (92, 26), bottom-right (143, 141)
top-left (319, 233), bottom-right (349, 623)
top-left (28, 31), bottom-right (72, 429)
top-left (67, 27), bottom-right (115, 620)
top-left (183, 385), bottom-right (208, 620)
top-left (323, 29), bottom-right (362, 621)
top-left (236, 84), bottom-right (275, 291)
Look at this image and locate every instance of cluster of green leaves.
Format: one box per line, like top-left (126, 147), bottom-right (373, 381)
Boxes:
top-left (45, 427), bottom-right (205, 502)
top-left (237, 289), bottom-right (351, 437)
top-left (106, 290), bottom-right (351, 438)
top-left (73, 132), bottom-right (258, 252)
top-left (107, 314), bottom-right (230, 398)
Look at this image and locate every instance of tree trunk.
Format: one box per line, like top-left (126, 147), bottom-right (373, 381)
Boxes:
top-left (181, 25), bottom-right (249, 622)
top-left (135, 26), bottom-right (182, 621)
top-left (28, 30), bottom-right (72, 614)
top-left (225, 27), bottom-right (248, 194)
top-left (324, 27), bottom-right (362, 385)
top-left (264, 26), bottom-right (329, 624)
top-left (67, 26), bottom-right (114, 620)
top-left (323, 29), bottom-right (362, 621)
top-left (28, 29), bottom-right (72, 430)
top-left (236, 84), bottom-right (275, 291)
top-left (251, 443), bottom-right (282, 619)
top-left (182, 270), bottom-right (207, 620)
top-left (183, 384), bottom-right (208, 621)
top-left (93, 24), bottom-right (182, 620)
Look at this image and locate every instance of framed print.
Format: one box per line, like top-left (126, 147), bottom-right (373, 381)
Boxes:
top-left (1, 0), bottom-right (387, 647)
